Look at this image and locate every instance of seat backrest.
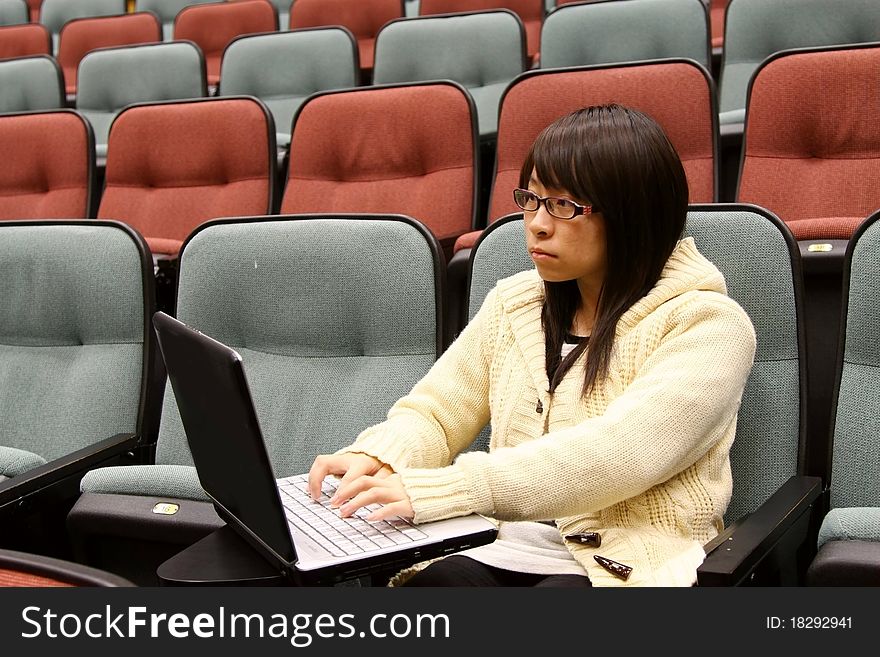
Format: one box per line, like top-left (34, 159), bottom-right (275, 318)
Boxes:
top-left (0, 23), bottom-right (51, 60)
top-left (136, 0), bottom-right (218, 39)
top-left (0, 0), bottom-right (27, 26)
top-left (710, 0), bottom-right (730, 49)
top-left (468, 205), bottom-right (806, 524)
top-left (39, 0), bottom-right (127, 51)
top-left (218, 27), bottom-right (358, 145)
top-left (76, 41), bottom-right (207, 153)
top-left (282, 81), bottom-right (477, 247)
top-left (173, 0), bottom-right (278, 85)
top-left (719, 0), bottom-right (880, 125)
top-left (490, 60), bottom-right (717, 225)
top-left (266, 0), bottom-right (291, 28)
top-left (372, 10), bottom-right (526, 138)
top-left (737, 43), bottom-right (880, 242)
top-left (541, 0), bottom-right (710, 70)
top-left (154, 214), bottom-right (443, 476)
top-left (57, 12), bottom-right (162, 95)
top-left (419, 0), bottom-right (543, 61)
top-left (0, 110), bottom-right (94, 218)
top-left (98, 96), bottom-right (275, 256)
top-left (26, 0), bottom-right (40, 22)
top-left (289, 0), bottom-right (404, 69)
top-left (0, 221), bottom-right (153, 463)
top-left (826, 211), bottom-right (880, 511)
top-left (0, 548), bottom-right (135, 586)
top-left (0, 55), bottom-right (62, 113)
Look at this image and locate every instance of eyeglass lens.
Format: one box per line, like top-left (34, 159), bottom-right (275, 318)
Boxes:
top-left (514, 189), bottom-right (577, 219)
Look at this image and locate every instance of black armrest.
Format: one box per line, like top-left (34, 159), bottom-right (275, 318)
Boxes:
top-left (799, 240), bottom-right (848, 276)
top-left (698, 475), bottom-right (822, 586)
top-left (0, 432), bottom-right (138, 512)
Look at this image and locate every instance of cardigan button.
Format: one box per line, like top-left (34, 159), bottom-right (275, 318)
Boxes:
top-left (594, 555), bottom-right (633, 581)
top-left (564, 532), bottom-right (601, 548)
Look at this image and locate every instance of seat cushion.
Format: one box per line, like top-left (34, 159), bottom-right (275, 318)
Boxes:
top-left (817, 507), bottom-right (880, 549)
top-left (0, 445), bottom-right (47, 479)
top-left (79, 464), bottom-right (209, 501)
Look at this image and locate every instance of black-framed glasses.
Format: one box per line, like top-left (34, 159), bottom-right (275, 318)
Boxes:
top-left (513, 188), bottom-right (593, 220)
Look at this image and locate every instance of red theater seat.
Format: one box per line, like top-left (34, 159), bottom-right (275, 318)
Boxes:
top-left (281, 81), bottom-right (477, 256)
top-left (0, 109), bottom-right (95, 219)
top-left (0, 22), bottom-right (50, 59)
top-left (289, 0), bottom-right (403, 72)
top-left (0, 548), bottom-right (133, 586)
top-left (98, 96), bottom-right (276, 256)
top-left (454, 58), bottom-right (718, 253)
top-left (737, 43), bottom-right (880, 241)
top-left (173, 0), bottom-right (277, 87)
top-left (56, 12), bottom-right (161, 96)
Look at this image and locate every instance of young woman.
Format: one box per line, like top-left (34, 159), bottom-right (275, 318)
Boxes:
top-left (308, 104), bottom-right (757, 587)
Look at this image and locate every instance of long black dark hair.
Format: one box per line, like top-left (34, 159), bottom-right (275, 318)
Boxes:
top-left (519, 104), bottom-right (689, 395)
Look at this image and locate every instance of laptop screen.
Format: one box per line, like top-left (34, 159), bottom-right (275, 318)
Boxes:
top-left (153, 312), bottom-right (296, 565)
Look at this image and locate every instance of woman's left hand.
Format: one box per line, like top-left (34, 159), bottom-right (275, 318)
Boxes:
top-left (330, 472), bottom-right (414, 521)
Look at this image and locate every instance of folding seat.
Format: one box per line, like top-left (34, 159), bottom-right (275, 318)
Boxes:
top-left (709, 0), bottom-right (730, 61)
top-left (0, 220), bottom-right (162, 557)
top-left (0, 22), bottom-right (50, 60)
top-left (218, 27), bottom-right (358, 150)
top-left (76, 41), bottom-right (207, 159)
top-left (0, 0), bottom-right (27, 26)
top-left (56, 12), bottom-right (162, 99)
top-left (26, 0), bottom-right (39, 22)
top-left (97, 96), bottom-right (276, 258)
top-left (0, 55), bottom-right (62, 113)
top-left (419, 0), bottom-right (543, 66)
top-left (68, 213), bottom-right (444, 585)
top-left (173, 0), bottom-right (278, 88)
top-left (717, 0), bottom-right (880, 202)
top-left (737, 43), bottom-right (880, 243)
top-left (447, 60), bottom-right (717, 339)
top-left (737, 43), bottom-right (880, 485)
top-left (289, 0), bottom-right (404, 78)
top-left (281, 81), bottom-right (478, 262)
top-left (467, 206), bottom-right (822, 585)
top-left (455, 59), bottom-right (716, 255)
top-left (372, 9), bottom-right (526, 141)
top-left (540, 0), bottom-right (711, 71)
top-left (0, 548), bottom-right (134, 586)
top-left (0, 110), bottom-right (94, 218)
top-left (39, 0), bottom-right (127, 53)
top-left (718, 0), bottom-right (880, 128)
top-left (136, 0), bottom-right (218, 40)
top-left (261, 0), bottom-right (291, 29)
top-left (806, 211), bottom-right (880, 586)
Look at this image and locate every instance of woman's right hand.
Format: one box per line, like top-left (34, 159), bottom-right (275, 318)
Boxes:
top-left (307, 452), bottom-right (392, 501)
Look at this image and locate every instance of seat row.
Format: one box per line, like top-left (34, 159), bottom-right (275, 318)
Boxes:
top-left (2, 47), bottom-right (877, 466)
top-left (4, 0), bottom-right (879, 139)
top-left (1, 207), bottom-right (878, 586)
top-left (3, 43), bottom-right (880, 250)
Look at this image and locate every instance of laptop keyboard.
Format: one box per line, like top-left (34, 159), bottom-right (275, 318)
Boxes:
top-left (277, 474), bottom-right (428, 558)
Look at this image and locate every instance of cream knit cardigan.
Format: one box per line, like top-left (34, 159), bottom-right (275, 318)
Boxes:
top-left (340, 238), bottom-right (757, 586)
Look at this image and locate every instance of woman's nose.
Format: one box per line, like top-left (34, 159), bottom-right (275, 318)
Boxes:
top-left (528, 204), bottom-right (554, 236)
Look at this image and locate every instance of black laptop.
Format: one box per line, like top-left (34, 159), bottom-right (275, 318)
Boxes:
top-left (153, 311), bottom-right (497, 585)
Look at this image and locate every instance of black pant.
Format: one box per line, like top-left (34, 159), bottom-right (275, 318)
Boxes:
top-left (402, 555), bottom-right (592, 587)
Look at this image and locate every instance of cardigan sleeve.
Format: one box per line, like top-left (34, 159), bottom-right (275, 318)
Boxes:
top-left (333, 288), bottom-right (497, 473)
top-left (397, 294), bottom-right (758, 523)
